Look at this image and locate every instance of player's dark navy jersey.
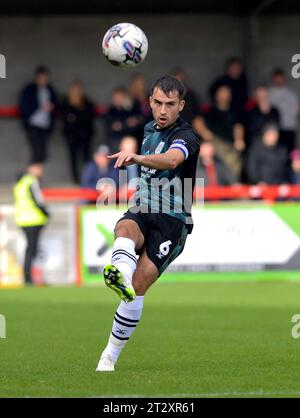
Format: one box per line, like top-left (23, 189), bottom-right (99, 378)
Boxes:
top-left (134, 117), bottom-right (200, 232)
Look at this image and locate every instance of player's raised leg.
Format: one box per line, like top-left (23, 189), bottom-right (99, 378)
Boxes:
top-left (103, 219), bottom-right (144, 303)
top-left (96, 250), bottom-right (159, 372)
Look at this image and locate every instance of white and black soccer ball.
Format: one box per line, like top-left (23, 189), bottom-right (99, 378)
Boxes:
top-left (102, 22), bottom-right (148, 68)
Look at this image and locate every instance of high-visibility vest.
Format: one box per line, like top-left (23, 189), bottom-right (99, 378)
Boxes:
top-left (13, 174), bottom-right (48, 227)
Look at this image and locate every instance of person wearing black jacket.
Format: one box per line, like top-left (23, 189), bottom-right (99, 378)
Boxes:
top-left (171, 67), bottom-right (201, 125)
top-left (209, 57), bottom-right (248, 118)
top-left (61, 80), bottom-right (95, 184)
top-left (247, 124), bottom-right (290, 185)
top-left (104, 86), bottom-right (144, 152)
top-left (19, 66), bottom-right (58, 163)
top-left (245, 85), bottom-right (280, 148)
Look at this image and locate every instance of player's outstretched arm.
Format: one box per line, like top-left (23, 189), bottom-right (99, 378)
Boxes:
top-left (108, 149), bottom-right (185, 170)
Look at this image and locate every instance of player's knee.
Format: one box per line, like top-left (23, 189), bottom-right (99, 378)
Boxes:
top-left (114, 222), bottom-right (132, 239)
top-left (114, 220), bottom-right (142, 247)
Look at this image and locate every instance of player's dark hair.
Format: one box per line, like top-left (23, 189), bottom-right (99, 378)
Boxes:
top-left (35, 65), bottom-right (49, 75)
top-left (151, 75), bottom-right (186, 99)
top-left (113, 85), bottom-right (128, 94)
top-left (255, 83), bottom-right (268, 90)
top-left (226, 56), bottom-right (242, 68)
top-left (262, 123), bottom-right (279, 134)
top-left (272, 68), bottom-right (285, 77)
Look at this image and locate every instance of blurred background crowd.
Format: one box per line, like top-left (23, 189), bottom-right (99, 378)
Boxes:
top-left (1, 3), bottom-right (300, 287)
top-left (17, 58), bottom-right (300, 190)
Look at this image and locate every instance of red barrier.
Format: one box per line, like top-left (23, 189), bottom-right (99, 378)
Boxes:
top-left (0, 105), bottom-right (108, 118)
top-left (0, 106), bottom-right (21, 117)
top-left (43, 188), bottom-right (99, 201)
top-left (42, 185), bottom-right (300, 202)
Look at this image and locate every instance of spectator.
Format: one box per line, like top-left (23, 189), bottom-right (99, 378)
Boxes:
top-left (13, 163), bottom-right (49, 285)
top-left (81, 145), bottom-right (119, 190)
top-left (196, 142), bottom-right (238, 186)
top-left (61, 80), bottom-right (95, 184)
top-left (20, 65), bottom-right (58, 163)
top-left (290, 150), bottom-right (300, 184)
top-left (194, 85), bottom-right (245, 179)
top-left (245, 85), bottom-right (280, 148)
top-left (128, 73), bottom-right (152, 123)
top-left (171, 67), bottom-right (201, 125)
top-left (104, 86), bottom-right (143, 152)
top-left (247, 124), bottom-right (290, 185)
top-left (209, 57), bottom-right (248, 117)
top-left (268, 68), bottom-right (299, 153)
top-left (118, 135), bottom-right (140, 187)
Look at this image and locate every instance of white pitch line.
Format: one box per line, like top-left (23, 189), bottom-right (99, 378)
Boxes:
top-left (13, 390), bottom-right (300, 398)
top-left (92, 390), bottom-right (300, 398)
top-left (172, 391), bottom-right (300, 397)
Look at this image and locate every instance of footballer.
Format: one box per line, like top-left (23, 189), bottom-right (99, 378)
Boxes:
top-left (96, 75), bottom-right (200, 371)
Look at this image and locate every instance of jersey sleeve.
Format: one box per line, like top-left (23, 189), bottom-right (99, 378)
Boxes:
top-left (168, 130), bottom-right (200, 160)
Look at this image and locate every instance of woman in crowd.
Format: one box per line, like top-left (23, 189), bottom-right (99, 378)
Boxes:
top-left (61, 80), bottom-right (95, 184)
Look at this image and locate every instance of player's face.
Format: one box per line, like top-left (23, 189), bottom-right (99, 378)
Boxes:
top-left (150, 88), bottom-right (185, 128)
top-left (36, 73), bottom-right (49, 87)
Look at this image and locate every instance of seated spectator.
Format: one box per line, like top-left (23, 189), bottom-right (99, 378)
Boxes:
top-left (290, 150), bottom-right (300, 184)
top-left (61, 80), bottom-right (95, 184)
top-left (209, 57), bottom-right (248, 117)
top-left (118, 136), bottom-right (140, 187)
top-left (268, 68), bottom-right (299, 153)
top-left (193, 85), bottom-right (245, 179)
top-left (104, 86), bottom-right (144, 152)
top-left (247, 124), bottom-right (290, 185)
top-left (171, 67), bottom-right (201, 125)
top-left (196, 142), bottom-right (238, 186)
top-left (245, 85), bottom-right (280, 148)
top-left (81, 145), bottom-right (119, 190)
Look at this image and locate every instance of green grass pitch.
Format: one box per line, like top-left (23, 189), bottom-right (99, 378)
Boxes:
top-left (0, 279), bottom-right (300, 398)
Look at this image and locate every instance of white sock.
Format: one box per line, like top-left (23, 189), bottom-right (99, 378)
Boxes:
top-left (111, 237), bottom-right (137, 283)
top-left (103, 296), bottom-right (144, 363)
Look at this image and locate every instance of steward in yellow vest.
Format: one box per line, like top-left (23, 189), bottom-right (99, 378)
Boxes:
top-left (13, 164), bottom-right (49, 284)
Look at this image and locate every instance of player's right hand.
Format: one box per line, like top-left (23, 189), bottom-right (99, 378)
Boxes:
top-left (108, 151), bottom-right (140, 168)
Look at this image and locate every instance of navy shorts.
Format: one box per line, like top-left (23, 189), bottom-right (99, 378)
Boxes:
top-left (117, 208), bottom-right (188, 276)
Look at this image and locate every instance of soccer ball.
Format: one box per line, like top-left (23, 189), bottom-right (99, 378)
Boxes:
top-left (102, 23), bottom-right (148, 68)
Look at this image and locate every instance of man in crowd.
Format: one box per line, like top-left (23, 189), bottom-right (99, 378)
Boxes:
top-left (194, 85), bottom-right (245, 179)
top-left (81, 145), bottom-right (119, 190)
top-left (269, 68), bottom-right (299, 153)
top-left (209, 57), bottom-right (248, 117)
top-left (247, 124), bottom-right (290, 185)
top-left (245, 85), bottom-right (280, 149)
top-left (20, 66), bottom-right (58, 163)
top-left (171, 67), bottom-right (201, 125)
top-left (104, 86), bottom-right (144, 152)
